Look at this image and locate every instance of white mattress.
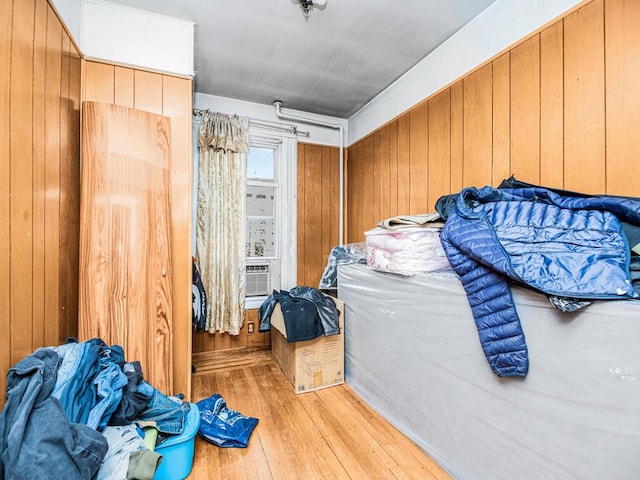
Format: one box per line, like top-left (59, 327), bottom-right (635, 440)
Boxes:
top-left (337, 263), bottom-right (640, 480)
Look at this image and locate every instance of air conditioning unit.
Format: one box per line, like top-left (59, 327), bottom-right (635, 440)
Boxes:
top-left (246, 263), bottom-right (271, 297)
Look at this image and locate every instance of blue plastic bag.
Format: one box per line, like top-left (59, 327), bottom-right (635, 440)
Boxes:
top-left (196, 394), bottom-right (258, 448)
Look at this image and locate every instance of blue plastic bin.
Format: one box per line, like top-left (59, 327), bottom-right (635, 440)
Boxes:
top-left (153, 403), bottom-right (200, 480)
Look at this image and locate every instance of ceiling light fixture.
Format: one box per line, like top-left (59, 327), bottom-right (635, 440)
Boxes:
top-left (294, 0), bottom-right (327, 20)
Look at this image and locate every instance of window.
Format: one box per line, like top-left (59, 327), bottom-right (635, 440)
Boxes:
top-left (244, 134), bottom-right (297, 308)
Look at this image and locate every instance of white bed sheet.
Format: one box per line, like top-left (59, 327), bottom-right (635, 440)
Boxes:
top-left (337, 263), bottom-right (640, 480)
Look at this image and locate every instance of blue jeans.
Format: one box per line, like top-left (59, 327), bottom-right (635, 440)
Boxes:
top-left (0, 349), bottom-right (108, 479)
top-left (136, 381), bottom-right (190, 435)
top-left (49, 340), bottom-right (102, 424)
top-left (87, 362), bottom-right (128, 431)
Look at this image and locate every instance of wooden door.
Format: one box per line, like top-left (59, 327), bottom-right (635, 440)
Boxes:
top-left (79, 101), bottom-right (173, 394)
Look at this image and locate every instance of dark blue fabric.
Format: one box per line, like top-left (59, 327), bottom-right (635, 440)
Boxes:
top-left (0, 349), bottom-right (108, 480)
top-left (437, 185), bottom-right (640, 377)
top-left (136, 381), bottom-right (191, 435)
top-left (196, 394), bottom-right (258, 448)
top-left (258, 287), bottom-right (340, 341)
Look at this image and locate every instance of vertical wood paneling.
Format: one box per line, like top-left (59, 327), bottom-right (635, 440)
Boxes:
top-left (32, 0), bottom-right (48, 348)
top-left (450, 82), bottom-right (464, 193)
top-left (540, 21), bottom-right (565, 188)
top-left (303, 144), bottom-right (322, 286)
top-left (463, 65), bottom-right (493, 188)
top-left (114, 66), bottom-right (135, 108)
top-left (0, 0), bottom-right (13, 395)
top-left (564, 0), bottom-right (605, 193)
top-left (388, 120), bottom-right (399, 216)
top-left (329, 146), bottom-right (340, 249)
top-left (43, 6), bottom-right (62, 347)
top-left (347, 1), bottom-right (640, 233)
top-left (511, 35), bottom-right (541, 184)
top-left (297, 143), bottom-right (306, 284)
top-left (162, 74), bottom-right (193, 399)
top-left (321, 146), bottom-right (333, 270)
top-left (428, 90), bottom-right (451, 210)
top-left (67, 35), bottom-right (81, 342)
top-left (377, 125), bottom-right (391, 219)
top-left (10, 0), bottom-right (36, 363)
top-left (397, 114), bottom-right (411, 216)
top-left (605, 0), bottom-right (640, 196)
top-left (361, 136), bottom-right (375, 231)
top-left (59, 33), bottom-right (71, 343)
top-left (372, 131), bottom-right (381, 222)
top-left (492, 54), bottom-right (511, 185)
top-left (134, 70), bottom-right (163, 114)
top-left (83, 61), bottom-right (114, 103)
top-left (409, 102), bottom-right (429, 213)
top-left (1, 1), bottom-right (82, 405)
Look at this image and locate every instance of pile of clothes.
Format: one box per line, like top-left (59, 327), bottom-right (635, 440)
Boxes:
top-left (0, 338), bottom-right (191, 480)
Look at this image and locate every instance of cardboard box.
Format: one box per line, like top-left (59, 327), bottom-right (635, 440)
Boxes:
top-left (271, 296), bottom-right (344, 394)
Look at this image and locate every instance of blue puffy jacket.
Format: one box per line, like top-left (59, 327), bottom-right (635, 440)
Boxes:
top-left (437, 186), bottom-right (640, 377)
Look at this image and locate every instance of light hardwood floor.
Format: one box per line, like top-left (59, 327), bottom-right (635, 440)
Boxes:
top-left (189, 354), bottom-right (451, 480)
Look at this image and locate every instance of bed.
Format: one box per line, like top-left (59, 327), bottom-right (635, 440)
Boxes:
top-left (337, 262), bottom-right (640, 480)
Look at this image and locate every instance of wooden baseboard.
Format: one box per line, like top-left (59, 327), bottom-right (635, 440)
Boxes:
top-left (192, 346), bottom-right (272, 375)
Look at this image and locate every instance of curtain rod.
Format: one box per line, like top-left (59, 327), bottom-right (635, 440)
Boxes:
top-left (193, 108), bottom-right (310, 137)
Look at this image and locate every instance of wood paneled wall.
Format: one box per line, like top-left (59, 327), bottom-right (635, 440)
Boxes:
top-left (0, 0), bottom-right (81, 404)
top-left (297, 143), bottom-right (341, 288)
top-left (82, 60), bottom-right (193, 398)
top-left (192, 142), bottom-right (341, 355)
top-left (346, 0), bottom-right (640, 242)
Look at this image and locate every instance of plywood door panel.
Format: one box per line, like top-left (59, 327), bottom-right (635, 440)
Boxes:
top-left (463, 65), bottom-right (493, 188)
top-left (540, 20), bottom-right (565, 189)
top-left (428, 89), bottom-right (451, 210)
top-left (492, 53), bottom-right (511, 185)
top-left (605, 0), bottom-right (640, 196)
top-left (564, 0), bottom-right (605, 194)
top-left (511, 35), bottom-right (541, 184)
top-left (79, 101), bottom-right (173, 394)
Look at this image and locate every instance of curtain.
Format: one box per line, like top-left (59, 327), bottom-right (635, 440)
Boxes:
top-left (197, 112), bottom-right (249, 334)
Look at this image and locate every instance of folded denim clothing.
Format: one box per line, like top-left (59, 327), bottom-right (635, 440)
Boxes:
top-left (196, 394), bottom-right (258, 448)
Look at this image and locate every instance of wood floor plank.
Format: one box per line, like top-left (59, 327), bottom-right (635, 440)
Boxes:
top-left (189, 359), bottom-right (452, 480)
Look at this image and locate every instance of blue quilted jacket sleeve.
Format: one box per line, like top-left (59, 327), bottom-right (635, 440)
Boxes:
top-left (440, 211), bottom-right (529, 377)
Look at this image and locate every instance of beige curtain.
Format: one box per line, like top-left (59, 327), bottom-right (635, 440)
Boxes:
top-left (197, 112), bottom-right (249, 334)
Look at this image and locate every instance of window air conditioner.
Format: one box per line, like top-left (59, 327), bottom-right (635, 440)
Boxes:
top-left (246, 263), bottom-right (271, 297)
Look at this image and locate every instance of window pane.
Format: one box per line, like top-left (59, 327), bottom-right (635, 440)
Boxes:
top-left (247, 147), bottom-right (275, 180)
top-left (246, 219), bottom-right (276, 257)
top-left (246, 185), bottom-right (275, 217)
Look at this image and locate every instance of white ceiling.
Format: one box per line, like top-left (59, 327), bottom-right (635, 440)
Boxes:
top-left (108, 0), bottom-right (497, 118)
